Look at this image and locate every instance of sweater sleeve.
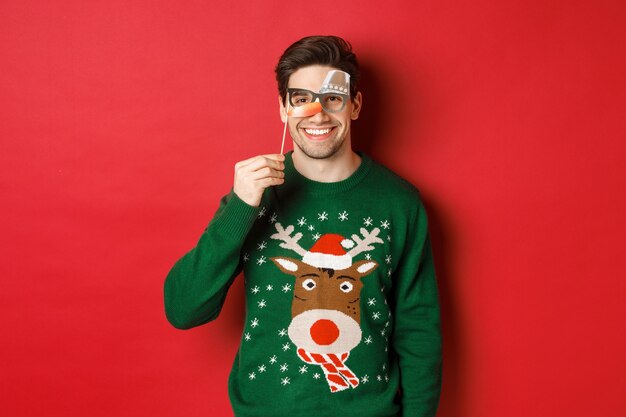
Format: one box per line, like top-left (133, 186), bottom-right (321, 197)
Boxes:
top-left (391, 195), bottom-right (442, 416)
top-left (163, 189), bottom-right (260, 330)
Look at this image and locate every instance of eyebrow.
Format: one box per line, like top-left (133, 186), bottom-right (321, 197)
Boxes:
top-left (300, 273), bottom-right (320, 278)
top-left (289, 88), bottom-right (314, 95)
top-left (336, 275), bottom-right (356, 281)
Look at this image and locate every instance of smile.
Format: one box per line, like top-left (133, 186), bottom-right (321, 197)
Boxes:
top-left (300, 127), bottom-right (336, 141)
top-left (304, 128), bottom-right (331, 135)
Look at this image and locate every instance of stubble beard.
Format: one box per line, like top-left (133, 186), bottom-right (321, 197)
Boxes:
top-left (290, 124), bottom-right (348, 160)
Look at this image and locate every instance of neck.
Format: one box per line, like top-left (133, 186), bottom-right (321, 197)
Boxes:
top-left (292, 142), bottom-right (362, 183)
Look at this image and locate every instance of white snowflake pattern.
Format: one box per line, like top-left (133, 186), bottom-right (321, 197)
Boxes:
top-left (312, 233), bottom-right (321, 240)
top-left (278, 328), bottom-right (287, 337)
top-left (385, 255), bottom-right (392, 264)
top-left (281, 377), bottom-right (291, 386)
top-left (363, 217), bottom-right (373, 226)
top-left (249, 372), bottom-right (256, 380)
top-left (258, 365), bottom-right (267, 373)
top-left (297, 217), bottom-right (307, 226)
top-left (364, 336), bottom-right (373, 344)
top-left (256, 256), bottom-right (267, 265)
top-left (244, 333), bottom-right (251, 341)
top-left (251, 318), bottom-right (259, 328)
top-left (381, 329), bottom-right (387, 336)
top-left (269, 213), bottom-right (278, 223)
top-left (243, 252), bottom-right (250, 262)
top-left (281, 283), bottom-right (292, 293)
top-left (257, 241), bottom-right (267, 251)
top-left (385, 374), bottom-right (389, 382)
top-left (269, 355), bottom-right (278, 364)
top-left (338, 211), bottom-right (349, 221)
top-left (387, 269), bottom-right (392, 277)
top-left (282, 343), bottom-right (291, 351)
top-left (307, 224), bottom-right (315, 231)
top-left (251, 286), bottom-right (260, 294)
top-left (313, 373), bottom-right (321, 379)
top-left (361, 375), bottom-right (369, 383)
top-left (258, 207), bottom-right (267, 218)
top-left (387, 235), bottom-right (392, 242)
top-left (299, 365), bottom-right (308, 374)
top-left (317, 211), bottom-right (328, 221)
top-left (364, 253), bottom-right (371, 260)
top-left (384, 321), bottom-right (390, 328)
top-left (377, 375), bottom-right (382, 381)
top-left (372, 312), bottom-right (381, 320)
top-left (382, 363), bottom-right (387, 370)
top-left (280, 363), bottom-right (289, 372)
top-left (266, 284), bottom-right (274, 291)
top-left (367, 298), bottom-right (376, 306)
top-left (257, 299), bottom-right (267, 308)
top-left (380, 220), bottom-right (390, 229)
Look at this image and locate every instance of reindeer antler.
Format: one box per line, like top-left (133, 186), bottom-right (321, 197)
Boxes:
top-left (347, 227), bottom-right (384, 257)
top-left (270, 223), bottom-right (307, 257)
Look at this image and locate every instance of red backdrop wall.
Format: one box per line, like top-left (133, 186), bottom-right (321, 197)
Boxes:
top-left (2, 1), bottom-right (625, 416)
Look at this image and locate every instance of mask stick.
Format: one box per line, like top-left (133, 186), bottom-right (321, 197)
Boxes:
top-left (280, 101), bottom-right (291, 155)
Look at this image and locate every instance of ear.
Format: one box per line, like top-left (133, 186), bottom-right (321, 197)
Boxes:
top-left (350, 91), bottom-right (362, 120)
top-left (271, 257), bottom-right (303, 275)
top-left (278, 95), bottom-right (288, 123)
top-left (352, 259), bottom-right (378, 277)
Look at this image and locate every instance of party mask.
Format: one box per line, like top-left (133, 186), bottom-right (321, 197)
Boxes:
top-left (287, 70), bottom-right (351, 117)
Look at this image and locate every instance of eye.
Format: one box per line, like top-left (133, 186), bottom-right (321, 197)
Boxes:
top-left (339, 281), bottom-right (353, 293)
top-left (325, 95), bottom-right (343, 103)
top-left (302, 278), bottom-right (317, 291)
top-left (290, 90), bottom-right (313, 106)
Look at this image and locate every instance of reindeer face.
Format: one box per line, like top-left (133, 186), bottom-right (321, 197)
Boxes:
top-left (271, 257), bottom-right (378, 354)
top-left (272, 257), bottom-right (377, 321)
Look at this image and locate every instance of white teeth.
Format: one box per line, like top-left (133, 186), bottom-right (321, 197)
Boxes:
top-left (304, 128), bottom-right (332, 136)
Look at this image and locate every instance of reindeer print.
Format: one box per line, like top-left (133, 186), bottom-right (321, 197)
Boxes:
top-left (270, 222), bottom-right (384, 392)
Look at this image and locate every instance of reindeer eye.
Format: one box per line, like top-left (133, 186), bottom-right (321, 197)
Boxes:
top-left (339, 281), bottom-right (353, 293)
top-left (302, 278), bottom-right (317, 291)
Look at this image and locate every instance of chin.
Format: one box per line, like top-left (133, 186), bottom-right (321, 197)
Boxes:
top-left (293, 136), bottom-right (348, 160)
top-left (296, 142), bottom-right (345, 160)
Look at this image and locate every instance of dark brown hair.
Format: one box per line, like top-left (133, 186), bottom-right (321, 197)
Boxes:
top-left (275, 35), bottom-right (360, 105)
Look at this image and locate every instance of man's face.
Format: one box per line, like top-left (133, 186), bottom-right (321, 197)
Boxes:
top-left (279, 65), bottom-right (362, 160)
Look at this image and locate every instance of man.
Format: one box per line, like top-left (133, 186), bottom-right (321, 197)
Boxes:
top-left (164, 35), bottom-right (442, 417)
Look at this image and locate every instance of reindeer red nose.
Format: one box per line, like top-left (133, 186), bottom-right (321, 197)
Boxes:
top-left (310, 319), bottom-right (340, 345)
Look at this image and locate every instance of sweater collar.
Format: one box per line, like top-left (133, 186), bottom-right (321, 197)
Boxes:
top-left (283, 150), bottom-right (372, 195)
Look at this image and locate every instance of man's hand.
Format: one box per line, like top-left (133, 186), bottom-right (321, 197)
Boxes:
top-left (233, 154), bottom-right (285, 207)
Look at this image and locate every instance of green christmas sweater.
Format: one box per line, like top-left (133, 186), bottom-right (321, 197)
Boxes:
top-left (164, 151), bottom-right (442, 417)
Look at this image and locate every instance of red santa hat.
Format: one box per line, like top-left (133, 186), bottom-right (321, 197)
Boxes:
top-left (302, 234), bottom-right (354, 270)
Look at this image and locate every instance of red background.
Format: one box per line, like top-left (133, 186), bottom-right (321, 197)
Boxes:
top-left (2, 1), bottom-right (625, 416)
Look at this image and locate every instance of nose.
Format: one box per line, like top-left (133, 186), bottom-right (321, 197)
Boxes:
top-left (309, 319), bottom-right (340, 345)
top-left (307, 104), bottom-right (330, 122)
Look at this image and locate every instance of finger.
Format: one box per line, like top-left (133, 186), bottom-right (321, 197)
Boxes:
top-left (250, 167), bottom-right (285, 180)
top-left (257, 177), bottom-right (285, 188)
top-left (239, 156), bottom-right (285, 173)
top-left (236, 153), bottom-right (285, 169)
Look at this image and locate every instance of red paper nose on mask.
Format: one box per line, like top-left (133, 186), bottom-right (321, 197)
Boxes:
top-left (288, 102), bottom-right (322, 117)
